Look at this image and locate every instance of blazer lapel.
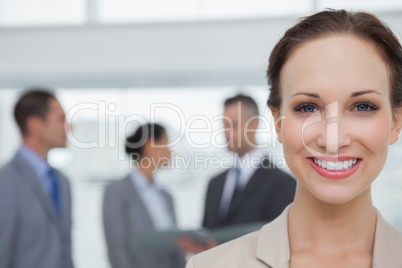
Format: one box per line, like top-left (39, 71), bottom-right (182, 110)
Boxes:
top-left (372, 208), bottom-right (402, 267)
top-left (255, 206), bottom-right (402, 268)
top-left (226, 160), bottom-right (269, 221)
top-left (13, 154), bottom-right (61, 233)
top-left (213, 172), bottom-right (228, 226)
top-left (161, 190), bottom-right (177, 224)
top-left (122, 176), bottom-right (155, 229)
top-left (54, 170), bottom-right (71, 241)
top-left (256, 205), bottom-right (291, 268)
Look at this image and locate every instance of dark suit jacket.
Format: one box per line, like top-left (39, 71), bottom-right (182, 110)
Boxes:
top-left (0, 153), bottom-right (74, 268)
top-left (202, 158), bottom-right (296, 229)
top-left (103, 175), bottom-right (185, 268)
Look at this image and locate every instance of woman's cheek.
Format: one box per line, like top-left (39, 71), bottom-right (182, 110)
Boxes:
top-left (281, 116), bottom-right (305, 151)
top-left (347, 114), bottom-right (391, 151)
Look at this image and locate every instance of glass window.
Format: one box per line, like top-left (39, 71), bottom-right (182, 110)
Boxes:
top-left (98, 0), bottom-right (199, 23)
top-left (0, 0), bottom-right (86, 27)
top-left (98, 0), bottom-right (312, 23)
top-left (202, 0), bottom-right (312, 19)
top-left (318, 0), bottom-right (402, 12)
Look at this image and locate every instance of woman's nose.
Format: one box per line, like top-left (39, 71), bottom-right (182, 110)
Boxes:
top-left (316, 102), bottom-right (351, 154)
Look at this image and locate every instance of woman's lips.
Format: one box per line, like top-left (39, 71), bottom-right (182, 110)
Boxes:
top-left (306, 157), bottom-right (361, 179)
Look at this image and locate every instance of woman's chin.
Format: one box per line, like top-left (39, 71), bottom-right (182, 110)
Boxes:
top-left (310, 187), bottom-right (370, 206)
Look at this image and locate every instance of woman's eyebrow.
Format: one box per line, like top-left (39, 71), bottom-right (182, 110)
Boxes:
top-left (290, 89), bottom-right (382, 98)
top-left (290, 92), bottom-right (320, 98)
top-left (350, 89), bottom-right (382, 97)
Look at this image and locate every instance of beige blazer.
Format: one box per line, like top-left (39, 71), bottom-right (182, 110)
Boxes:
top-left (186, 205), bottom-right (402, 268)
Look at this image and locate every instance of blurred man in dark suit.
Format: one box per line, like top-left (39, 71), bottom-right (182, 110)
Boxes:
top-left (178, 94), bottom-right (296, 254)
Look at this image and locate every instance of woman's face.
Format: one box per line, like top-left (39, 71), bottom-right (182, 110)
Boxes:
top-left (142, 131), bottom-right (171, 170)
top-left (273, 34), bottom-right (402, 204)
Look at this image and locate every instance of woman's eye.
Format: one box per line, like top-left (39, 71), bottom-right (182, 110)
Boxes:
top-left (353, 103), bottom-right (378, 112)
top-left (295, 104), bottom-right (318, 113)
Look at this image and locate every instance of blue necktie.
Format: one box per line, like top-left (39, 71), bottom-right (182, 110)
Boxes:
top-left (47, 168), bottom-right (61, 217)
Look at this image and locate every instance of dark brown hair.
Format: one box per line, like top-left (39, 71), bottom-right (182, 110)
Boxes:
top-left (267, 9), bottom-right (402, 111)
top-left (125, 123), bottom-right (166, 161)
top-left (14, 89), bottom-right (56, 136)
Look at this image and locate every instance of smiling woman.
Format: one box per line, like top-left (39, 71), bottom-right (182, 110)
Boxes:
top-left (276, 34), bottom-right (397, 205)
top-left (186, 9), bottom-right (402, 268)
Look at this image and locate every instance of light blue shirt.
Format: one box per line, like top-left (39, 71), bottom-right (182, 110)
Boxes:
top-left (130, 170), bottom-right (175, 231)
top-left (18, 145), bottom-right (52, 196)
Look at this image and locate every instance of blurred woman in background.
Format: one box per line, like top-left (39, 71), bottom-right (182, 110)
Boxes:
top-left (103, 123), bottom-right (185, 268)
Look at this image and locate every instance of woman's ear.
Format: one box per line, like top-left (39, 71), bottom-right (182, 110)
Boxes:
top-left (390, 107), bottom-right (402, 145)
top-left (142, 139), bottom-right (152, 158)
top-left (271, 108), bottom-right (283, 144)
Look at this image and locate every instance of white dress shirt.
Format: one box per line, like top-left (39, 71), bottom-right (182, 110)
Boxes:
top-left (130, 169), bottom-right (175, 231)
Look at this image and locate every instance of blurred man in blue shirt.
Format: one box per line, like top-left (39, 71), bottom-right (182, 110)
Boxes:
top-left (0, 90), bottom-right (74, 268)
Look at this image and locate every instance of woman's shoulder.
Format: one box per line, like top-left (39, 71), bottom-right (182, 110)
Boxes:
top-left (187, 206), bottom-right (292, 268)
top-left (374, 208), bottom-right (402, 243)
top-left (373, 210), bottom-right (402, 267)
top-left (104, 175), bottom-right (133, 195)
top-left (187, 230), bottom-right (266, 268)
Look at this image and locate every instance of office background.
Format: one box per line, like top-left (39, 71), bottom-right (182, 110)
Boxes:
top-left (0, 1), bottom-right (401, 267)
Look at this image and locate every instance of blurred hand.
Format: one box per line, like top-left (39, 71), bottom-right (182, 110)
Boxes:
top-left (176, 237), bottom-right (218, 254)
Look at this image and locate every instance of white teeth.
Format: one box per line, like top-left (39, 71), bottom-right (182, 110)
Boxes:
top-left (343, 161), bottom-right (348, 169)
top-left (336, 162), bottom-right (344, 171)
top-left (312, 158), bottom-right (358, 172)
top-left (327, 162), bottom-right (335, 171)
top-left (327, 161), bottom-right (336, 168)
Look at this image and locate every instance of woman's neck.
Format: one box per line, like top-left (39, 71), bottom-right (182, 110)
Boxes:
top-left (137, 165), bottom-right (155, 183)
top-left (289, 186), bottom-right (376, 257)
